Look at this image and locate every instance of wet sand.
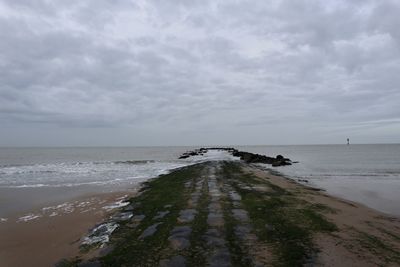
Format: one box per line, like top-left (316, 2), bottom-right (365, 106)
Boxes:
top-left (71, 162), bottom-right (400, 266)
top-left (248, 165), bottom-right (400, 266)
top-left (0, 185), bottom-right (140, 218)
top-left (0, 190), bottom-right (136, 267)
top-left (2, 162), bottom-right (400, 266)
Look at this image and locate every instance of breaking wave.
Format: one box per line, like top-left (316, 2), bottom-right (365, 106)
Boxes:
top-left (0, 160), bottom-right (188, 188)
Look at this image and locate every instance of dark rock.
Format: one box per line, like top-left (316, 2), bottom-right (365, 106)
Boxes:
top-left (204, 235), bottom-right (225, 246)
top-left (272, 160), bottom-right (292, 167)
top-left (139, 223), bottom-right (162, 239)
top-left (209, 247), bottom-right (231, 267)
top-left (203, 229), bottom-right (230, 250)
top-left (132, 214), bottom-right (145, 223)
top-left (113, 212), bottom-right (133, 221)
top-left (265, 224), bottom-right (275, 232)
top-left (171, 226), bottom-right (192, 236)
top-left (177, 209), bottom-right (197, 223)
top-left (177, 147), bottom-right (292, 167)
top-left (153, 211), bottom-right (170, 220)
top-left (207, 212), bottom-right (224, 227)
top-left (99, 244), bottom-right (115, 256)
top-left (123, 204), bottom-right (135, 212)
top-left (168, 236), bottom-right (190, 250)
top-left (234, 225), bottom-right (252, 239)
top-left (298, 179), bottom-right (309, 183)
top-left (232, 209), bottom-right (249, 222)
top-left (160, 255), bottom-right (186, 267)
top-left (209, 202), bottom-right (222, 211)
top-left (228, 191), bottom-right (241, 201)
top-left (77, 260), bottom-right (101, 267)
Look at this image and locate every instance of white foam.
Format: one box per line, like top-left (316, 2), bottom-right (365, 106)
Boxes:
top-left (40, 199), bottom-right (102, 218)
top-left (0, 160), bottom-right (190, 188)
top-left (3, 150), bottom-right (235, 189)
top-left (116, 194), bottom-right (128, 200)
top-left (81, 207), bottom-right (96, 213)
top-left (102, 200), bottom-right (130, 211)
top-left (183, 149), bottom-right (240, 163)
top-left (42, 202), bottom-right (75, 214)
top-left (82, 222), bottom-right (118, 246)
top-left (17, 214), bottom-right (41, 222)
top-left (76, 201), bottom-right (91, 208)
top-left (0, 218), bottom-right (8, 222)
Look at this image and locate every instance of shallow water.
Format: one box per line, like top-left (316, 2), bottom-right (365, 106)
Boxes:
top-left (0, 147), bottom-right (235, 217)
top-left (1, 145), bottom-right (400, 217)
top-left (240, 144), bottom-right (400, 216)
top-left (0, 147), bottom-right (189, 188)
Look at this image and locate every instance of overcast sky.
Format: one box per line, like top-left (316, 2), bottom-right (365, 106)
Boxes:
top-left (1, 0), bottom-right (400, 146)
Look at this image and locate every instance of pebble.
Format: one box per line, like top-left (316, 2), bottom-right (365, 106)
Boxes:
top-left (177, 209), bottom-right (197, 223)
top-left (139, 223), bottom-right (162, 240)
top-left (168, 237), bottom-right (190, 250)
top-left (204, 230), bottom-right (226, 246)
top-left (229, 191), bottom-right (242, 201)
top-left (153, 211), bottom-right (170, 220)
top-left (208, 202), bottom-right (222, 211)
top-left (184, 181), bottom-right (192, 188)
top-left (113, 212), bottom-right (133, 221)
top-left (232, 209), bottom-right (249, 222)
top-left (171, 226), bottom-right (192, 236)
top-left (168, 226), bottom-right (192, 250)
top-left (265, 224), bottom-right (275, 232)
top-left (234, 225), bottom-right (252, 240)
top-left (132, 215), bottom-right (145, 223)
top-left (207, 213), bottom-right (224, 227)
top-left (123, 205), bottom-right (135, 212)
top-left (77, 260), bottom-right (101, 267)
top-left (209, 247), bottom-right (231, 267)
top-left (232, 201), bottom-right (242, 208)
top-left (159, 255), bottom-right (186, 267)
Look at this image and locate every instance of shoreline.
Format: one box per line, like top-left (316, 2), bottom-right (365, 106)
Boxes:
top-left (1, 150), bottom-right (400, 266)
top-left (260, 165), bottom-right (400, 218)
top-left (248, 164), bottom-right (400, 266)
top-left (0, 189), bottom-right (138, 267)
top-left (61, 161), bottom-right (400, 266)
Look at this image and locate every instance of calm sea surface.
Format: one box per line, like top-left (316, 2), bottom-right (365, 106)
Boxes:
top-left (241, 144), bottom-right (400, 216)
top-left (1, 145), bottom-right (399, 217)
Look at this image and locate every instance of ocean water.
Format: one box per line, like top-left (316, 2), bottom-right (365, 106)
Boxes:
top-left (0, 147), bottom-right (192, 188)
top-left (0, 147), bottom-right (235, 217)
top-left (1, 145), bottom-right (400, 217)
top-left (0, 147), bottom-right (241, 189)
top-left (240, 144), bottom-right (400, 216)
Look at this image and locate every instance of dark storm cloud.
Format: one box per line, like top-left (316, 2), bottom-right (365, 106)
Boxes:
top-left (0, 0), bottom-right (400, 145)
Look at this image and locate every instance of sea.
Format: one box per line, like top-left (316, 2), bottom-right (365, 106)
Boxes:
top-left (1, 145), bottom-right (400, 218)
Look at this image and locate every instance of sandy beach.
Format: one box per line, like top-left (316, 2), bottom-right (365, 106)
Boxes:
top-left (0, 190), bottom-right (136, 267)
top-left (52, 160), bottom-right (400, 266)
top-left (1, 153), bottom-right (400, 266)
top-left (248, 165), bottom-right (400, 266)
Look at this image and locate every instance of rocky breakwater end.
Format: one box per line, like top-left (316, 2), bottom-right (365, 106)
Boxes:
top-left (178, 147), bottom-right (236, 159)
top-left (178, 147), bottom-right (294, 167)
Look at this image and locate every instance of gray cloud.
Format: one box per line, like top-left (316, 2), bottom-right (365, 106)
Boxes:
top-left (0, 0), bottom-right (400, 146)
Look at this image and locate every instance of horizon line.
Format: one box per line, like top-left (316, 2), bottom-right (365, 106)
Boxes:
top-left (1, 142), bottom-right (399, 148)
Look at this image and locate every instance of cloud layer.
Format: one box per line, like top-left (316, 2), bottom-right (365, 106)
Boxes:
top-left (1, 0), bottom-right (400, 145)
